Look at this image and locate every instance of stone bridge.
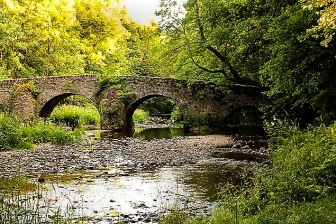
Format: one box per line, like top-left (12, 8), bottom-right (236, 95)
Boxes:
top-left (0, 75), bottom-right (262, 130)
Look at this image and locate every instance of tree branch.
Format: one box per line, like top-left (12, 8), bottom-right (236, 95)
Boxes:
top-left (192, 0), bottom-right (261, 87)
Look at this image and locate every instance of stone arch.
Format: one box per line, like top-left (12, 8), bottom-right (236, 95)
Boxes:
top-left (224, 105), bottom-right (262, 127)
top-left (124, 94), bottom-right (184, 130)
top-left (39, 93), bottom-right (99, 118)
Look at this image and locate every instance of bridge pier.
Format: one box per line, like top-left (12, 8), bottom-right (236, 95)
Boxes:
top-left (10, 87), bottom-right (38, 121)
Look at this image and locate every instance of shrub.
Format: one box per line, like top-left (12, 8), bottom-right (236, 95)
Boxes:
top-left (132, 109), bottom-right (149, 123)
top-left (50, 104), bottom-right (100, 129)
top-left (0, 113), bottom-right (84, 151)
top-left (0, 114), bottom-right (21, 151)
top-left (236, 122), bottom-right (336, 222)
top-left (19, 120), bottom-right (84, 146)
top-left (170, 105), bottom-right (182, 122)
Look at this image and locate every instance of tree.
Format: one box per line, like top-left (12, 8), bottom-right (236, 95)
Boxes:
top-left (0, 0), bottom-right (86, 78)
top-left (122, 21), bottom-right (165, 76)
top-left (157, 0), bottom-right (336, 124)
top-left (73, 0), bottom-right (130, 75)
top-left (301, 0), bottom-right (336, 46)
top-left (157, 0), bottom-right (276, 86)
top-left (260, 3), bottom-right (336, 124)
top-left (0, 0), bottom-right (133, 79)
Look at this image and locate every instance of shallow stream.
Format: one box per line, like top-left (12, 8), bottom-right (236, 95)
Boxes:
top-left (40, 127), bottom-right (266, 223)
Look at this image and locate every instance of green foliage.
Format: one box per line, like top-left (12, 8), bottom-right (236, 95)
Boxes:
top-left (0, 0), bottom-right (139, 78)
top-left (157, 0), bottom-right (268, 86)
top-left (300, 0), bottom-right (336, 47)
top-left (96, 76), bottom-right (122, 96)
top-left (140, 97), bottom-right (175, 116)
top-left (19, 120), bottom-right (84, 146)
top-left (132, 109), bottom-right (149, 123)
top-left (260, 3), bottom-right (336, 125)
top-left (14, 81), bottom-right (41, 96)
top-left (0, 113), bottom-right (83, 151)
top-left (123, 22), bottom-right (164, 76)
top-left (170, 105), bottom-right (182, 122)
top-left (119, 91), bottom-right (136, 104)
top-left (161, 122), bottom-right (336, 223)
top-left (156, 0), bottom-right (336, 125)
top-left (159, 207), bottom-right (189, 224)
top-left (50, 104), bottom-right (100, 129)
top-left (186, 113), bottom-right (209, 128)
top-left (241, 122), bottom-right (336, 221)
top-left (0, 114), bottom-right (21, 151)
top-left (0, 0), bottom-right (86, 77)
top-left (262, 122), bottom-right (336, 200)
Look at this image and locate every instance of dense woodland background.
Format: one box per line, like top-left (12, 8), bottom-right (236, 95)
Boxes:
top-left (1, 1), bottom-right (336, 223)
top-left (1, 0), bottom-right (335, 125)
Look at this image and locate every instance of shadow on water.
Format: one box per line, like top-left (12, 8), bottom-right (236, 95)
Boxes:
top-left (102, 127), bottom-right (201, 140)
top-left (221, 126), bottom-right (266, 137)
top-left (102, 126), bottom-right (266, 141)
top-left (180, 159), bottom-right (257, 202)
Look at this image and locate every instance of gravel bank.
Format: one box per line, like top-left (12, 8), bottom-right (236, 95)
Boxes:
top-left (0, 135), bottom-right (237, 179)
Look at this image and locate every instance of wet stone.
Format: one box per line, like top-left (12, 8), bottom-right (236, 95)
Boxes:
top-left (0, 134), bottom-right (268, 223)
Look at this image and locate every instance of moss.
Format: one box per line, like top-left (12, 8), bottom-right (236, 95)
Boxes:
top-left (62, 80), bottom-right (78, 93)
top-left (96, 76), bottom-right (122, 96)
top-left (14, 81), bottom-right (41, 97)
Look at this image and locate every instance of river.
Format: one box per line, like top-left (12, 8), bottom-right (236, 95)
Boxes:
top-left (36, 127), bottom-right (268, 223)
top-left (0, 127), bottom-right (268, 223)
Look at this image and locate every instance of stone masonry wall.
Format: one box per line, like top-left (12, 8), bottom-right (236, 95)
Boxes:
top-left (0, 75), bottom-right (262, 130)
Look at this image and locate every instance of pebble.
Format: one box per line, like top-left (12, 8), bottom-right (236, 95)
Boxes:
top-left (0, 134), bottom-right (269, 223)
top-left (0, 135), bottom-right (242, 179)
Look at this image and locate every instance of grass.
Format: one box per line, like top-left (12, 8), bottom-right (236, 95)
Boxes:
top-left (0, 113), bottom-right (84, 151)
top-left (50, 104), bottom-right (100, 130)
top-left (132, 109), bottom-right (149, 123)
top-left (0, 176), bottom-right (74, 224)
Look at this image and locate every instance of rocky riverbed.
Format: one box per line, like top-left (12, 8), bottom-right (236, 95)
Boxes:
top-left (0, 135), bottom-right (268, 179)
top-left (0, 134), bottom-right (269, 223)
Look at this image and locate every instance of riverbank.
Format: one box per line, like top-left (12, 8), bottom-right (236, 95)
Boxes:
top-left (0, 134), bottom-right (268, 180)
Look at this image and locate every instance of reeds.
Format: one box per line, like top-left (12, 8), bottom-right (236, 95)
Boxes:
top-left (0, 176), bottom-right (73, 224)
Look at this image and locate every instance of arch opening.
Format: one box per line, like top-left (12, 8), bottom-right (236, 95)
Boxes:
top-left (224, 106), bottom-right (265, 136)
top-left (40, 94), bottom-right (100, 130)
top-left (125, 95), bottom-right (183, 131)
top-left (40, 93), bottom-right (73, 118)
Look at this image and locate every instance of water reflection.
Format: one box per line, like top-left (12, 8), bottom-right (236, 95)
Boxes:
top-left (101, 126), bottom-right (266, 140)
top-left (221, 126), bottom-right (266, 136)
top-left (180, 159), bottom-right (257, 202)
top-left (133, 128), bottom-right (188, 140)
top-left (102, 128), bottom-right (195, 140)
top-left (43, 168), bottom-right (187, 221)
top-left (42, 156), bottom-right (260, 222)
top-left (45, 127), bottom-right (267, 221)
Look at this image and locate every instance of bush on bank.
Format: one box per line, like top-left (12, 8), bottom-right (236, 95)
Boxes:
top-left (50, 104), bottom-right (100, 129)
top-left (160, 122), bottom-right (336, 223)
top-left (132, 109), bottom-right (149, 123)
top-left (0, 113), bottom-right (83, 151)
